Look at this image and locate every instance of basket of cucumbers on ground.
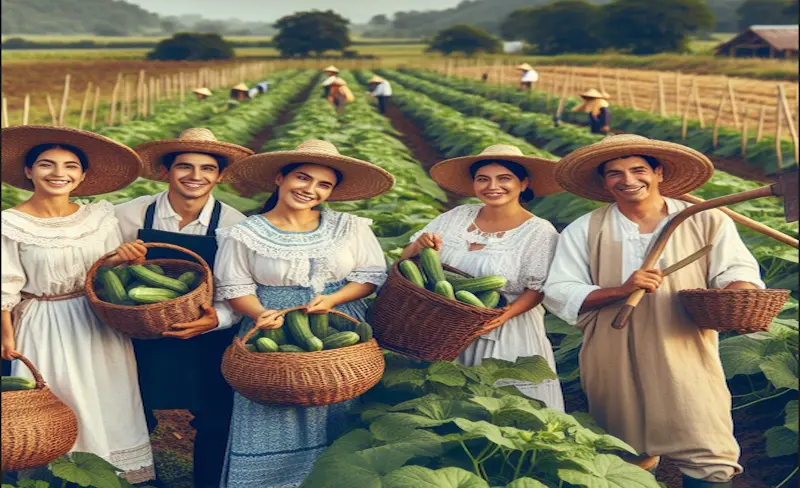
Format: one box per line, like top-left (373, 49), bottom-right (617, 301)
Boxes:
top-left (84, 242), bottom-right (213, 339)
top-left (222, 306), bottom-right (385, 407)
top-left (2, 354), bottom-right (78, 472)
top-left (369, 248), bottom-right (509, 362)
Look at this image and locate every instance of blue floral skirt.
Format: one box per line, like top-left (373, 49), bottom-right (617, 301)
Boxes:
top-left (220, 280), bottom-right (368, 488)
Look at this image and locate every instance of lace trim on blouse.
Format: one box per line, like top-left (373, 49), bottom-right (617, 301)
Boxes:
top-left (1, 200), bottom-right (118, 248)
top-left (346, 266), bottom-right (388, 287)
top-left (215, 283), bottom-right (258, 301)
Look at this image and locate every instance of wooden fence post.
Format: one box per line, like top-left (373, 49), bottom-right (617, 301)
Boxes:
top-left (123, 80), bottom-right (132, 122)
top-left (78, 82), bottom-right (92, 130)
top-left (91, 86), bottom-right (100, 130)
top-left (775, 93), bottom-right (784, 169)
top-left (22, 94), bottom-right (30, 126)
top-left (741, 109), bottom-right (750, 157)
top-left (712, 89), bottom-right (729, 149)
top-left (693, 78), bottom-right (705, 128)
top-left (727, 79), bottom-right (741, 131)
top-left (756, 105), bottom-right (766, 142)
top-left (46, 94), bottom-right (58, 125)
top-left (615, 70), bottom-right (623, 106)
top-left (657, 74), bottom-right (666, 116)
top-left (179, 72), bottom-right (186, 106)
top-left (778, 84), bottom-right (799, 166)
top-left (1, 97), bottom-right (8, 128)
top-left (108, 78), bottom-right (120, 126)
top-left (626, 75), bottom-right (637, 110)
top-left (58, 74), bottom-right (71, 127)
top-left (675, 72), bottom-right (681, 116)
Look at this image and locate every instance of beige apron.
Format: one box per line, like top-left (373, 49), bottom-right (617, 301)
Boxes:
top-left (576, 205), bottom-right (742, 482)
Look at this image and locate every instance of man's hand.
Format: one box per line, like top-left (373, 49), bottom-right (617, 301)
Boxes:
top-left (107, 240), bottom-right (147, 266)
top-left (305, 295), bottom-right (337, 314)
top-left (255, 310), bottom-right (284, 330)
top-left (162, 304), bottom-right (219, 339)
top-left (621, 269), bottom-right (664, 294)
top-left (415, 232), bottom-right (443, 252)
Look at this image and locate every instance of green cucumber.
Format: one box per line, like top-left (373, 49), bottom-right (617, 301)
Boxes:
top-left (309, 313), bottom-right (330, 339)
top-left (398, 260), bottom-right (425, 288)
top-left (245, 344), bottom-right (257, 353)
top-left (128, 287), bottom-right (180, 304)
top-left (112, 265), bottom-right (132, 286)
top-left (453, 275), bottom-right (506, 294)
top-left (1, 376), bottom-right (37, 391)
top-left (455, 290), bottom-right (486, 308)
top-left (323, 331), bottom-right (360, 349)
top-left (329, 314), bottom-right (356, 332)
top-left (433, 280), bottom-right (456, 299)
top-left (279, 344), bottom-right (306, 353)
top-left (355, 322), bottom-right (373, 343)
top-left (145, 264), bottom-right (165, 275)
top-left (419, 248), bottom-right (446, 284)
top-left (177, 272), bottom-right (197, 288)
top-left (98, 268), bottom-right (128, 304)
top-left (476, 290), bottom-right (501, 309)
top-left (129, 265), bottom-right (189, 294)
top-left (261, 327), bottom-right (288, 345)
top-left (255, 337), bottom-right (280, 353)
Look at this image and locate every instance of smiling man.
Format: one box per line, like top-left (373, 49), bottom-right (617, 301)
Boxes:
top-left (543, 135), bottom-right (764, 488)
top-left (114, 128), bottom-right (253, 488)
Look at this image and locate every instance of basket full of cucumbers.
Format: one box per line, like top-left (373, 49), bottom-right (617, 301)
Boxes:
top-left (368, 248), bottom-right (509, 362)
top-left (221, 307), bottom-right (385, 406)
top-left (84, 242), bottom-right (212, 339)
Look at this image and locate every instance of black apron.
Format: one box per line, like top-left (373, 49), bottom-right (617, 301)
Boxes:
top-left (133, 200), bottom-right (236, 411)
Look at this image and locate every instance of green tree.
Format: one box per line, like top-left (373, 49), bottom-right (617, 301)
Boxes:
top-left (369, 14), bottom-right (391, 26)
top-left (427, 24), bottom-right (502, 56)
top-left (603, 0), bottom-right (715, 54)
top-left (147, 32), bottom-right (235, 61)
top-left (784, 0), bottom-right (799, 19)
top-left (272, 10), bottom-right (351, 57)
top-left (737, 0), bottom-right (796, 29)
top-left (501, 1), bottom-right (605, 54)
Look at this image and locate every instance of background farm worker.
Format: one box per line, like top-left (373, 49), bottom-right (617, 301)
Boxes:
top-left (215, 139), bottom-right (394, 487)
top-left (571, 88), bottom-right (611, 134)
top-left (321, 64), bottom-right (339, 98)
top-left (192, 87), bottom-right (213, 100)
top-left (366, 75), bottom-right (392, 114)
top-left (254, 80), bottom-right (269, 96)
top-left (543, 134), bottom-right (764, 487)
top-left (0, 126), bottom-right (156, 484)
top-left (228, 82), bottom-right (250, 109)
top-left (516, 62), bottom-right (538, 91)
top-left (113, 128), bottom-right (254, 488)
top-left (328, 77), bottom-right (354, 113)
top-left (401, 144), bottom-right (566, 410)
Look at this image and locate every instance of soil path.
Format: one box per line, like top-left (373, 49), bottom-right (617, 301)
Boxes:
top-left (244, 77), bottom-right (318, 152)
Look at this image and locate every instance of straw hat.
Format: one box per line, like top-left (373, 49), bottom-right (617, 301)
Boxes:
top-left (192, 87), bottom-right (213, 97)
top-left (330, 77), bottom-right (347, 86)
top-left (429, 144), bottom-right (562, 197)
top-left (135, 128), bottom-right (254, 181)
top-left (322, 65), bottom-right (340, 74)
top-left (516, 63), bottom-right (534, 71)
top-left (1, 125), bottom-right (142, 197)
top-left (226, 139), bottom-right (395, 201)
top-left (231, 83), bottom-right (249, 92)
top-left (555, 134), bottom-right (715, 202)
top-left (367, 75), bottom-right (385, 84)
top-left (580, 88), bottom-right (606, 99)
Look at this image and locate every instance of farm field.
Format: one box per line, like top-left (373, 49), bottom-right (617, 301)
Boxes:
top-left (2, 64), bottom-right (797, 488)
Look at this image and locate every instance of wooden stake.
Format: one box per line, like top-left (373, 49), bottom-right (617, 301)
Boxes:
top-left (778, 84), bottom-right (799, 166)
top-left (741, 110), bottom-right (750, 157)
top-left (123, 80), bottom-right (132, 122)
top-left (657, 74), bottom-right (666, 116)
top-left (626, 75), bottom-right (637, 110)
top-left (712, 89), bottom-right (728, 149)
top-left (756, 105), bottom-right (766, 142)
top-left (58, 74), bottom-right (71, 127)
top-left (179, 72), bottom-right (185, 106)
top-left (108, 79), bottom-right (120, 126)
top-left (46, 94), bottom-right (58, 125)
top-left (615, 70), bottom-right (623, 106)
top-left (137, 70), bottom-right (146, 118)
top-left (22, 94), bottom-right (30, 126)
top-left (141, 80), bottom-right (148, 119)
top-left (150, 78), bottom-right (156, 117)
top-left (693, 79), bottom-right (705, 128)
top-left (91, 86), bottom-right (100, 130)
top-left (675, 72), bottom-right (681, 115)
top-left (78, 82), bottom-right (92, 130)
top-left (1, 97), bottom-right (8, 128)
top-left (775, 94), bottom-right (784, 169)
top-left (597, 71), bottom-right (606, 94)
top-left (727, 79), bottom-right (741, 131)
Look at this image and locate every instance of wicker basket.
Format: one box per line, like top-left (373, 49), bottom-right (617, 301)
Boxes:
top-left (85, 242), bottom-right (213, 340)
top-left (679, 288), bottom-right (790, 334)
top-left (221, 307), bottom-right (385, 406)
top-left (2, 354), bottom-right (78, 472)
top-left (368, 258), bottom-right (509, 362)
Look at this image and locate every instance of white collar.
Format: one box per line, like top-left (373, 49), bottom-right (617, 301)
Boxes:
top-left (155, 191), bottom-right (217, 227)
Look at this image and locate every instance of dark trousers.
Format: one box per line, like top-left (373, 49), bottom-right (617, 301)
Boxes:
top-left (377, 95), bottom-right (390, 114)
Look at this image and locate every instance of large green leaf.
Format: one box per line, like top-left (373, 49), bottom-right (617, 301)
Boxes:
top-left (785, 400), bottom-right (798, 432)
top-left (557, 454), bottom-right (661, 488)
top-left (451, 418), bottom-right (517, 449)
top-left (383, 466), bottom-right (488, 488)
top-left (48, 452), bottom-right (124, 488)
top-left (765, 426), bottom-right (799, 457)
top-left (501, 479), bottom-right (548, 488)
top-left (427, 362), bottom-right (468, 387)
top-left (483, 356), bottom-right (557, 384)
top-left (759, 352), bottom-right (799, 390)
top-left (718, 335), bottom-right (769, 379)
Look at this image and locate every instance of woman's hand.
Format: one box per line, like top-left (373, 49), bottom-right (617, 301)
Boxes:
top-left (305, 295), bottom-right (337, 314)
top-left (483, 313), bottom-right (509, 332)
top-left (415, 233), bottom-right (443, 252)
top-left (1, 321), bottom-right (20, 361)
top-left (255, 309), bottom-right (284, 330)
top-left (106, 240), bottom-right (147, 266)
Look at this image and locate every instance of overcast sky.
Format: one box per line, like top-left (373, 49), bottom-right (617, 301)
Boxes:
top-left (127, 0), bottom-right (463, 24)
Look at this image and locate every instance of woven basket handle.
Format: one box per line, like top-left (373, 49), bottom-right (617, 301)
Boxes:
top-left (12, 354), bottom-right (46, 389)
top-left (238, 306), bottom-right (359, 345)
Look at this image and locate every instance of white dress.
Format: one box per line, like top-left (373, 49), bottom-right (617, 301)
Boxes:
top-left (1, 201), bottom-right (155, 482)
top-left (412, 204), bottom-right (565, 411)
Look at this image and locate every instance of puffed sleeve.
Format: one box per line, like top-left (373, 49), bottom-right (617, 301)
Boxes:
top-left (214, 228), bottom-right (257, 301)
top-left (2, 235), bottom-right (26, 312)
top-left (409, 206), bottom-right (461, 243)
top-left (520, 223), bottom-right (560, 293)
top-left (346, 219), bottom-right (388, 287)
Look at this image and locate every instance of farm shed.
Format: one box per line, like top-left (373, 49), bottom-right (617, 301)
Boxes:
top-left (715, 25), bottom-right (799, 58)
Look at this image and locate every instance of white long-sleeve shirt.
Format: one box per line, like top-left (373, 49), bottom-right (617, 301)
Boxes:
top-left (115, 191), bottom-right (246, 330)
top-left (542, 198), bottom-right (765, 325)
top-left (521, 70), bottom-right (539, 83)
top-left (371, 81), bottom-right (392, 96)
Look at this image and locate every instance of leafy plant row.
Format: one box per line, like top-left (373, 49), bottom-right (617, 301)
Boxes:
top-left (399, 68), bottom-right (797, 175)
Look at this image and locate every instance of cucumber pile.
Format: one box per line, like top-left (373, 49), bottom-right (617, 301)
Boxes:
top-left (2, 376), bottom-right (36, 392)
top-left (245, 310), bottom-right (374, 354)
top-left (399, 248), bottom-right (506, 308)
top-left (93, 263), bottom-right (201, 306)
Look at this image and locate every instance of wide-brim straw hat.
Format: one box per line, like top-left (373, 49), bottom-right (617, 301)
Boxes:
top-left (322, 65), bottom-right (340, 73)
top-left (226, 139), bottom-right (395, 201)
top-left (367, 75), bottom-right (385, 84)
top-left (555, 134), bottom-right (715, 202)
top-left (1, 125), bottom-right (142, 196)
top-left (429, 144), bottom-right (562, 197)
top-left (516, 63), bottom-right (534, 71)
top-left (135, 128), bottom-right (254, 181)
top-left (193, 87), bottom-right (212, 97)
top-left (231, 83), bottom-right (249, 92)
top-left (580, 88), bottom-right (606, 99)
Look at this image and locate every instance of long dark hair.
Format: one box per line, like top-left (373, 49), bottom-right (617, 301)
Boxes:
top-left (469, 159), bottom-right (535, 203)
top-left (260, 163), bottom-right (344, 213)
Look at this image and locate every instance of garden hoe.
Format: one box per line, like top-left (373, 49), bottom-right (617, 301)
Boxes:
top-left (612, 170), bottom-right (798, 330)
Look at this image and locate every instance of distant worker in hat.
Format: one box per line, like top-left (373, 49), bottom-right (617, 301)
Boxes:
top-left (544, 134), bottom-right (763, 487)
top-left (228, 83), bottom-right (250, 109)
top-left (366, 75), bottom-right (392, 114)
top-left (328, 77), bottom-right (354, 113)
top-left (571, 88), bottom-right (611, 134)
top-left (250, 80), bottom-right (269, 99)
top-left (515, 63), bottom-right (538, 91)
top-left (321, 65), bottom-right (340, 98)
top-left (193, 87), bottom-right (213, 101)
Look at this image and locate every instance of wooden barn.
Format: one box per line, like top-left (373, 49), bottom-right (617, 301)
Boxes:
top-left (715, 25), bottom-right (799, 58)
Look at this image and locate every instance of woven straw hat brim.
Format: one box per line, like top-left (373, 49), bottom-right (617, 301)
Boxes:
top-left (226, 151), bottom-right (395, 201)
top-left (135, 139), bottom-right (254, 181)
top-left (1, 125), bottom-right (142, 196)
top-left (429, 154), bottom-right (562, 197)
top-left (555, 136), bottom-right (715, 202)
top-left (322, 66), bottom-right (340, 73)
